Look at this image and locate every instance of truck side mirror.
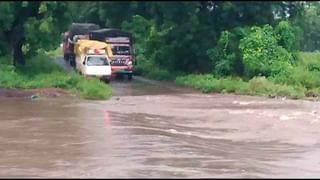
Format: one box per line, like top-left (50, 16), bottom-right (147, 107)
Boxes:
top-left (83, 61), bottom-right (85, 65)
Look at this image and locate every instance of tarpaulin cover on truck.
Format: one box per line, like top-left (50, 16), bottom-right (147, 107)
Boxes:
top-left (89, 28), bottom-right (133, 43)
top-left (75, 40), bottom-right (113, 57)
top-left (68, 23), bottom-right (100, 39)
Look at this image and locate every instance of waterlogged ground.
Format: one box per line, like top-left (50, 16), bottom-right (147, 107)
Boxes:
top-left (0, 76), bottom-right (320, 178)
top-left (0, 57), bottom-right (319, 178)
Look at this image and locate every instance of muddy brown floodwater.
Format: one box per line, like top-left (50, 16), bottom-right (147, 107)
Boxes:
top-left (1, 57), bottom-right (320, 178)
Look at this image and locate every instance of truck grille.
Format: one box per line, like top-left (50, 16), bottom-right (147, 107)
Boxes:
top-left (111, 59), bottom-right (127, 66)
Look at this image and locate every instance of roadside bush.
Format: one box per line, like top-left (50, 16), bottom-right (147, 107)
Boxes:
top-left (248, 76), bottom-right (276, 95)
top-left (274, 20), bottom-right (299, 60)
top-left (146, 67), bottom-right (175, 81)
top-left (220, 77), bottom-right (249, 94)
top-left (0, 64), bottom-right (25, 88)
top-left (134, 54), bottom-right (176, 81)
top-left (207, 31), bottom-right (237, 76)
top-left (23, 72), bottom-right (76, 89)
top-left (0, 55), bottom-right (12, 65)
top-left (305, 88), bottom-right (320, 97)
top-left (44, 47), bottom-right (63, 57)
top-left (269, 52), bottom-right (320, 93)
top-left (239, 25), bottom-right (293, 78)
top-left (176, 74), bottom-right (219, 93)
top-left (175, 74), bottom-right (307, 99)
top-left (75, 77), bottom-right (113, 100)
top-left (207, 27), bottom-right (250, 77)
top-left (17, 52), bottom-right (63, 76)
top-left (269, 61), bottom-right (294, 84)
top-left (291, 67), bottom-right (320, 89)
top-left (176, 75), bottom-right (248, 94)
top-left (133, 54), bottom-right (148, 75)
top-left (299, 52), bottom-right (320, 72)
top-left (0, 53), bottom-right (113, 100)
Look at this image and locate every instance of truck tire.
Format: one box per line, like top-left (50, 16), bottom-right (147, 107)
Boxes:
top-left (64, 54), bottom-right (68, 61)
top-left (69, 60), bottom-right (74, 67)
top-left (104, 78), bottom-right (110, 83)
top-left (128, 73), bottom-right (133, 80)
top-left (69, 56), bottom-right (75, 68)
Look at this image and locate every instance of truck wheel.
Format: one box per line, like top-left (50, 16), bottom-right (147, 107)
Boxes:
top-left (64, 54), bottom-right (68, 61)
top-left (69, 55), bottom-right (75, 67)
top-left (70, 59), bottom-right (75, 68)
top-left (128, 74), bottom-right (133, 80)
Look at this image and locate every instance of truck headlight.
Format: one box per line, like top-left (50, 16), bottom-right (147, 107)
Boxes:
top-left (127, 61), bottom-right (132, 66)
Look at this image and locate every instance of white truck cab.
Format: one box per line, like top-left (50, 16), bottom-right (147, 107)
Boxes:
top-left (76, 49), bottom-right (112, 82)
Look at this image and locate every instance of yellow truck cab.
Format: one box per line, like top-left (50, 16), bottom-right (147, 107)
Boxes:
top-left (74, 40), bottom-right (113, 82)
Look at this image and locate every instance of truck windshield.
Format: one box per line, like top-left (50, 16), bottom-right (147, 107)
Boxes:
top-left (111, 46), bottom-right (131, 56)
top-left (86, 56), bottom-right (109, 66)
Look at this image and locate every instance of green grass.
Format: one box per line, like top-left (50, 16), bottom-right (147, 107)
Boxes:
top-left (75, 77), bottom-right (113, 100)
top-left (175, 74), bottom-right (307, 100)
top-left (0, 52), bottom-right (113, 100)
top-left (17, 52), bottom-right (64, 76)
top-left (43, 47), bottom-right (63, 58)
top-left (134, 56), bottom-right (176, 81)
top-left (299, 52), bottom-right (320, 67)
top-left (174, 52), bottom-right (320, 100)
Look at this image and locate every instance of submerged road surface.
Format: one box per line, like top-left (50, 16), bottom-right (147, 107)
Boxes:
top-left (0, 57), bottom-right (319, 178)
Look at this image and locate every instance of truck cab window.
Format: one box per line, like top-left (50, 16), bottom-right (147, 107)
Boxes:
top-left (111, 46), bottom-right (131, 55)
top-left (86, 56), bottom-right (109, 66)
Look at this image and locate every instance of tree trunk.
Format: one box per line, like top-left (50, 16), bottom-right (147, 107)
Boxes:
top-left (13, 37), bottom-right (25, 66)
top-left (11, 26), bottom-right (25, 66)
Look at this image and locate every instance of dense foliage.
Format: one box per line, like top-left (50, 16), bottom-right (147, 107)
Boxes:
top-left (1, 1), bottom-right (320, 99)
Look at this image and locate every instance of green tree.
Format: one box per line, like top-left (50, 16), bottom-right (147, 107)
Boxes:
top-left (239, 25), bottom-right (293, 78)
top-left (0, 1), bottom-right (69, 66)
top-left (293, 2), bottom-right (320, 51)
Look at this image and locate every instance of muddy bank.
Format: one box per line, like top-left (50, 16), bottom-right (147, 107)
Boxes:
top-left (0, 88), bottom-right (70, 99)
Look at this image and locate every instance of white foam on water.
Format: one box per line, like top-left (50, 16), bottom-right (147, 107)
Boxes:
top-left (169, 129), bottom-right (178, 134)
top-left (279, 115), bottom-right (291, 121)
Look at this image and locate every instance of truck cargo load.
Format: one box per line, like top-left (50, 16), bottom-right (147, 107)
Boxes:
top-left (74, 39), bottom-right (113, 56)
top-left (69, 23), bottom-right (100, 40)
top-left (89, 28), bottom-right (133, 44)
top-left (62, 23), bottom-right (100, 67)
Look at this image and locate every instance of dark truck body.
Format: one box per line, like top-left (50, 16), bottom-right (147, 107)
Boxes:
top-left (89, 28), bottom-right (135, 79)
top-left (62, 23), bottom-right (100, 67)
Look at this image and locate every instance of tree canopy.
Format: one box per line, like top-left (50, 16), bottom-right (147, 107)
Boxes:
top-left (1, 1), bottom-right (318, 78)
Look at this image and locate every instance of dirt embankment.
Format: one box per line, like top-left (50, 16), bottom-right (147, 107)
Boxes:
top-left (0, 88), bottom-right (70, 99)
top-left (0, 57), bottom-right (72, 99)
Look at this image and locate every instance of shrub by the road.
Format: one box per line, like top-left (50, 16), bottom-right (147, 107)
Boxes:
top-left (134, 54), bottom-right (176, 81)
top-left (175, 74), bottom-right (306, 99)
top-left (0, 52), bottom-right (113, 100)
top-left (176, 50), bottom-right (320, 100)
top-left (174, 21), bottom-right (320, 100)
top-left (75, 77), bottom-right (113, 100)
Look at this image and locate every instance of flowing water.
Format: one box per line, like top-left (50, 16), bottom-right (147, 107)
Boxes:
top-left (0, 58), bottom-right (320, 178)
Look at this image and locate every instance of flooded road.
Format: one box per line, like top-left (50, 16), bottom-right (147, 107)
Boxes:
top-left (1, 57), bottom-right (320, 177)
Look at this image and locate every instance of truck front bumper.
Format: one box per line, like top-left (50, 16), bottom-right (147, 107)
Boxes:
top-left (85, 74), bottom-right (110, 79)
top-left (111, 66), bottom-right (133, 75)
